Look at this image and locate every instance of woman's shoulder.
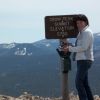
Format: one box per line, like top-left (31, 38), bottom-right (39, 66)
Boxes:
top-left (85, 27), bottom-right (93, 34)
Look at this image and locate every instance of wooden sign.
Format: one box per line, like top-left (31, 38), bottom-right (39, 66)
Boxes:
top-left (45, 15), bottom-right (79, 39)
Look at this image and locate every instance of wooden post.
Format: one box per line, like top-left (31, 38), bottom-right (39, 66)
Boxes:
top-left (62, 71), bottom-right (69, 100)
top-left (59, 39), bottom-right (69, 100)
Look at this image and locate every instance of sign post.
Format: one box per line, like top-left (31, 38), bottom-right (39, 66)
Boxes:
top-left (62, 70), bottom-right (69, 100)
top-left (45, 15), bottom-right (78, 100)
top-left (59, 39), bottom-right (69, 100)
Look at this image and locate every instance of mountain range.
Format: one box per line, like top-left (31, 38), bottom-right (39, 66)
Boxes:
top-left (0, 33), bottom-right (100, 97)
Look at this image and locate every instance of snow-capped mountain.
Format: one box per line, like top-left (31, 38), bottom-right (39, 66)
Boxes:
top-left (0, 33), bottom-right (100, 97)
top-left (0, 39), bottom-right (59, 56)
top-left (0, 33), bottom-right (99, 56)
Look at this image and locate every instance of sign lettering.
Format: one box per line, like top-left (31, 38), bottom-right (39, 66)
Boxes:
top-left (45, 15), bottom-right (79, 39)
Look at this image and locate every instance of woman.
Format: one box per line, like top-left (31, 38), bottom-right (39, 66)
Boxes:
top-left (64, 14), bottom-right (94, 100)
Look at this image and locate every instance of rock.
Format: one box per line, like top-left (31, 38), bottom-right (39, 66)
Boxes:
top-left (94, 95), bottom-right (100, 100)
top-left (0, 95), bottom-right (14, 100)
top-left (0, 92), bottom-right (100, 100)
top-left (17, 92), bottom-right (33, 100)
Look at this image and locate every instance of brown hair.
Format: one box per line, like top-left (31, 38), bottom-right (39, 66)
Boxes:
top-left (75, 14), bottom-right (89, 25)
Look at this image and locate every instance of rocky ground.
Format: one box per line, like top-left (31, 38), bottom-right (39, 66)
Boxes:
top-left (0, 92), bottom-right (100, 100)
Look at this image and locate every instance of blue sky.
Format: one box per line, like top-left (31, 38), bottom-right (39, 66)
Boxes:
top-left (0, 0), bottom-right (100, 43)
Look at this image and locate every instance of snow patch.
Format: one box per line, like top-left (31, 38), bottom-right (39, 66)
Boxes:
top-left (14, 48), bottom-right (27, 56)
top-left (45, 43), bottom-right (51, 47)
top-left (1, 43), bottom-right (16, 49)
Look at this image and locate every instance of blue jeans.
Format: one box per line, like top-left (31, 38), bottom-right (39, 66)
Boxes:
top-left (76, 60), bottom-right (94, 100)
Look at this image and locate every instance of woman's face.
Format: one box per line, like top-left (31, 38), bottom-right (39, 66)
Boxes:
top-left (76, 20), bottom-right (86, 32)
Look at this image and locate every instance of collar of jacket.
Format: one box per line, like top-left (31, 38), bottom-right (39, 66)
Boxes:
top-left (77, 25), bottom-right (89, 38)
top-left (80, 25), bottom-right (89, 32)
